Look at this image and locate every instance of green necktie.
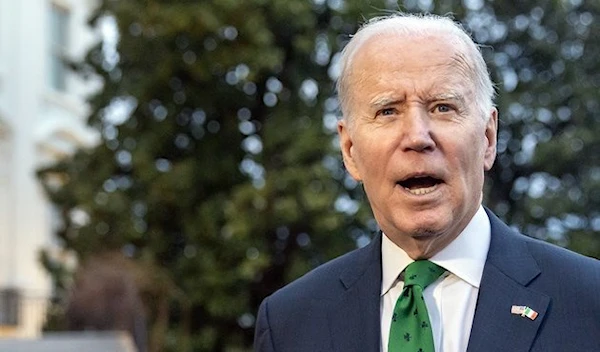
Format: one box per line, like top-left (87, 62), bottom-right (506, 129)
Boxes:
top-left (388, 260), bottom-right (446, 352)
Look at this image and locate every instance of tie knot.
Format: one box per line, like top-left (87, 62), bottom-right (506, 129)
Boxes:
top-left (403, 260), bottom-right (445, 289)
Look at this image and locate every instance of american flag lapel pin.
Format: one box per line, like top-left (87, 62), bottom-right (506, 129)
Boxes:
top-left (511, 305), bottom-right (538, 320)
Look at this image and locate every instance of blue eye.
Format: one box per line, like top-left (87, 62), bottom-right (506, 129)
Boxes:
top-left (379, 108), bottom-right (396, 116)
top-left (434, 104), bottom-right (452, 113)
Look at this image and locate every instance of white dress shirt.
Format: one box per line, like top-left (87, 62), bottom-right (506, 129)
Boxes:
top-left (380, 205), bottom-right (491, 352)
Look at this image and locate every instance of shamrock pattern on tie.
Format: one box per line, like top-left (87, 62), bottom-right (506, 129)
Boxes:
top-left (388, 260), bottom-right (445, 352)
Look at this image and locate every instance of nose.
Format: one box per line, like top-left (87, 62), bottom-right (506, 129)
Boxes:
top-left (399, 107), bottom-right (436, 152)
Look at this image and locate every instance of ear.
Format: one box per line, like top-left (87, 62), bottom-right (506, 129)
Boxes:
top-left (483, 108), bottom-right (498, 171)
top-left (337, 120), bottom-right (362, 181)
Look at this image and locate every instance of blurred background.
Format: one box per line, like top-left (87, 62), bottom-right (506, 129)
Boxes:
top-left (1, 0), bottom-right (599, 351)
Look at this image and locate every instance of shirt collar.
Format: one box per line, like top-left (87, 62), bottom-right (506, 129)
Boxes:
top-left (381, 205), bottom-right (491, 296)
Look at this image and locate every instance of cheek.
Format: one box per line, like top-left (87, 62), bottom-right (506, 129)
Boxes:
top-left (354, 139), bottom-right (392, 170)
top-left (463, 143), bottom-right (488, 185)
top-left (349, 147), bottom-right (383, 185)
top-left (350, 145), bottom-right (372, 175)
top-left (449, 134), bottom-right (487, 176)
top-left (464, 125), bottom-right (488, 156)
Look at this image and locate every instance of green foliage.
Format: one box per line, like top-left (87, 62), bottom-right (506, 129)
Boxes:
top-left (38, 0), bottom-right (385, 350)
top-left (38, 0), bottom-right (600, 351)
top-left (481, 0), bottom-right (600, 255)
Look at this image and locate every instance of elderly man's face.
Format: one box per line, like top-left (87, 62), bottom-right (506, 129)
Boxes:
top-left (338, 33), bottom-right (497, 258)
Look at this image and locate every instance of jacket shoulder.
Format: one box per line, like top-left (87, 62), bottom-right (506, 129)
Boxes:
top-left (524, 235), bottom-right (600, 283)
top-left (270, 241), bottom-right (373, 303)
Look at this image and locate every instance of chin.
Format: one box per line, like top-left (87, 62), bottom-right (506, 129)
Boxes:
top-left (410, 227), bottom-right (443, 239)
top-left (405, 211), bottom-right (451, 232)
top-left (398, 225), bottom-right (447, 245)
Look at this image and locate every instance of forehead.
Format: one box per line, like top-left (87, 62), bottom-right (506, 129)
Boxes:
top-left (348, 33), bottom-right (472, 99)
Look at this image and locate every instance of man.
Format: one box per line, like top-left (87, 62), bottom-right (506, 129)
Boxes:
top-left (254, 13), bottom-right (600, 352)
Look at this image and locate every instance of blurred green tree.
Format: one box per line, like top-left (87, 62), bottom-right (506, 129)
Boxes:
top-left (38, 0), bottom-right (379, 350)
top-left (37, 0), bottom-right (600, 351)
top-left (478, 0), bottom-right (600, 258)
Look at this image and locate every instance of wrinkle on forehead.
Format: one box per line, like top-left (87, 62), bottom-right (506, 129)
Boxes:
top-left (366, 73), bottom-right (470, 103)
top-left (451, 51), bottom-right (476, 84)
top-left (368, 89), bottom-right (469, 111)
top-left (347, 34), bottom-right (478, 119)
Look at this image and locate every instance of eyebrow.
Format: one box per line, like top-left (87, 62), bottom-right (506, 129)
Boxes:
top-left (369, 95), bottom-right (405, 108)
top-left (369, 91), bottom-right (466, 109)
top-left (430, 92), bottom-right (465, 101)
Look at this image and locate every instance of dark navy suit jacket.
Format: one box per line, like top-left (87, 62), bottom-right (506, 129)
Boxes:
top-left (254, 209), bottom-right (600, 351)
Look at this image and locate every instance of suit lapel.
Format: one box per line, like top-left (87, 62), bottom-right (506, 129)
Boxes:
top-left (324, 212), bottom-right (552, 351)
top-left (329, 234), bottom-right (382, 352)
top-left (467, 210), bottom-right (550, 352)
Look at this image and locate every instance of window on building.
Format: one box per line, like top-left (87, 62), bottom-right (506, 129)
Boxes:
top-left (0, 288), bottom-right (20, 326)
top-left (49, 4), bottom-right (70, 92)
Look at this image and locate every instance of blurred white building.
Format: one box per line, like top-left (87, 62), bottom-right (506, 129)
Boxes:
top-left (0, 0), bottom-right (99, 337)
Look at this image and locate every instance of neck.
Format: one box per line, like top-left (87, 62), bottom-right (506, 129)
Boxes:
top-left (395, 233), bottom-right (457, 260)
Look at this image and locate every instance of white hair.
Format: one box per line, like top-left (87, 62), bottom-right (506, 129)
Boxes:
top-left (336, 13), bottom-right (495, 121)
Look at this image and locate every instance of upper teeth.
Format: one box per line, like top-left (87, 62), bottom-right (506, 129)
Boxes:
top-left (405, 185), bottom-right (437, 195)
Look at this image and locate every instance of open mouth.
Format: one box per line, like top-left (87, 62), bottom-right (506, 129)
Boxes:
top-left (397, 176), bottom-right (443, 195)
